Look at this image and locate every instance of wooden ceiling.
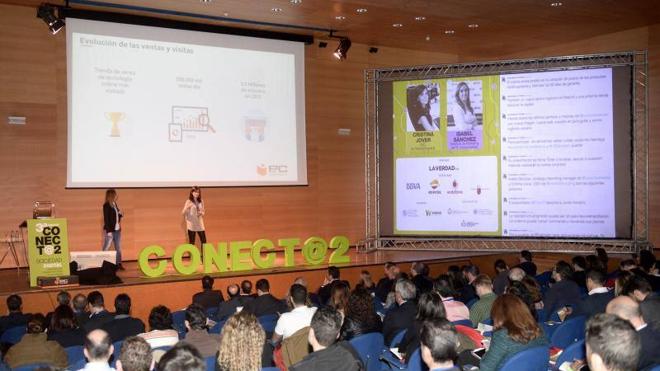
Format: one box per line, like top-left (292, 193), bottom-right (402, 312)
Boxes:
top-left (4, 0), bottom-right (660, 56)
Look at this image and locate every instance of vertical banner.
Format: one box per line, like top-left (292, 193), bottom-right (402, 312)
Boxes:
top-left (27, 219), bottom-right (71, 287)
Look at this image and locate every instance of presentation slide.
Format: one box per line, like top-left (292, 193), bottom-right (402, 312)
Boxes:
top-left (67, 18), bottom-right (306, 187)
top-left (392, 68), bottom-right (617, 238)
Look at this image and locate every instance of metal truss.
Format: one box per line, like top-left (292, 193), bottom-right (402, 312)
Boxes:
top-left (360, 51), bottom-right (649, 255)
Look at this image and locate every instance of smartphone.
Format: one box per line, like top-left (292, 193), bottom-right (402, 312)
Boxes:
top-left (471, 348), bottom-right (486, 359)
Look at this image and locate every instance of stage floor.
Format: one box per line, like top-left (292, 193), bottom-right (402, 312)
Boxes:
top-left (0, 249), bottom-right (493, 296)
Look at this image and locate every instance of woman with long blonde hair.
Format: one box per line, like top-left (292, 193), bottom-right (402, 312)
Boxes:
top-left (217, 311), bottom-right (265, 371)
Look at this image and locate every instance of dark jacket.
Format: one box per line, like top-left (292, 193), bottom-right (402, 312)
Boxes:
top-left (103, 202), bottom-right (122, 232)
top-left (572, 271), bottom-right (587, 289)
top-left (638, 325), bottom-right (660, 370)
top-left (82, 310), bottom-right (114, 333)
top-left (458, 284), bottom-right (477, 304)
top-left (289, 341), bottom-right (364, 371)
top-left (517, 261), bottom-right (537, 277)
top-left (0, 312), bottom-right (30, 336)
top-left (217, 297), bottom-right (243, 321)
top-left (318, 280), bottom-right (350, 306)
top-left (398, 320), bottom-right (423, 359)
top-left (569, 290), bottom-right (613, 319)
top-left (340, 315), bottom-right (382, 341)
top-left (101, 315), bottom-right (145, 342)
top-left (375, 277), bottom-right (395, 303)
top-left (47, 327), bottom-right (86, 348)
top-left (411, 275), bottom-right (434, 296)
top-left (192, 289), bottom-right (225, 311)
top-left (243, 293), bottom-right (288, 318)
top-left (542, 280), bottom-right (582, 321)
top-left (382, 301), bottom-right (417, 345)
top-left (493, 271), bottom-right (509, 296)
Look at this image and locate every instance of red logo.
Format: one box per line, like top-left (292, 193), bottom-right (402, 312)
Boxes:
top-left (477, 186), bottom-right (482, 195)
top-left (452, 180), bottom-right (458, 189)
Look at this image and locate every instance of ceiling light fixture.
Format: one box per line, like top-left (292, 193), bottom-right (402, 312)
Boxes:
top-left (369, 47), bottom-right (379, 54)
top-left (333, 38), bottom-right (352, 60)
top-left (444, 30), bottom-right (455, 35)
top-left (271, 7), bottom-right (283, 12)
top-left (37, 4), bottom-right (65, 35)
top-left (200, 0), bottom-right (213, 3)
top-left (550, 2), bottom-right (563, 6)
top-left (356, 8), bottom-right (368, 13)
top-left (393, 23), bottom-right (403, 28)
top-left (335, 15), bottom-right (346, 20)
top-left (290, 0), bottom-right (302, 4)
top-left (414, 16), bottom-right (426, 21)
top-left (468, 24), bottom-right (479, 28)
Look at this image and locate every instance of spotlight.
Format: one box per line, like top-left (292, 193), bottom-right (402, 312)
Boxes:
top-left (37, 4), bottom-right (65, 35)
top-left (333, 38), bottom-right (351, 60)
top-left (369, 47), bottom-right (378, 54)
top-left (319, 41), bottom-right (328, 48)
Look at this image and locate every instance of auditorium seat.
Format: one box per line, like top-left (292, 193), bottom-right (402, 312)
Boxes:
top-left (388, 329), bottom-right (407, 347)
top-left (348, 332), bottom-right (384, 371)
top-left (379, 347), bottom-right (427, 371)
top-left (554, 339), bottom-right (585, 368)
top-left (205, 355), bottom-right (216, 370)
top-left (0, 325), bottom-right (26, 344)
top-left (258, 314), bottom-right (279, 335)
top-left (11, 363), bottom-right (53, 371)
top-left (451, 319), bottom-right (473, 328)
top-left (206, 307), bottom-right (219, 320)
top-left (550, 316), bottom-right (586, 349)
top-left (262, 368), bottom-right (280, 371)
top-left (65, 345), bottom-right (85, 367)
top-left (209, 319), bottom-right (226, 334)
top-left (499, 345), bottom-right (550, 371)
top-left (111, 340), bottom-right (123, 367)
top-left (171, 310), bottom-right (187, 339)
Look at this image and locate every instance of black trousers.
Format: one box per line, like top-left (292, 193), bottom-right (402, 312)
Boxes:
top-left (187, 230), bottom-right (207, 245)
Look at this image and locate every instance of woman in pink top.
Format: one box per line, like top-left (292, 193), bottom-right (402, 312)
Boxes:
top-left (435, 275), bottom-right (470, 322)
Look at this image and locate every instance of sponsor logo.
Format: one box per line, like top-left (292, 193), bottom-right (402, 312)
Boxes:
top-left (447, 208), bottom-right (468, 215)
top-left (425, 209), bottom-right (442, 216)
top-left (406, 183), bottom-right (421, 190)
top-left (473, 209), bottom-right (494, 216)
top-left (256, 164), bottom-right (289, 176)
top-left (402, 209), bottom-right (419, 217)
top-left (461, 220), bottom-right (479, 228)
top-left (428, 179), bottom-right (442, 195)
top-left (428, 165), bottom-right (456, 172)
top-left (447, 179), bottom-right (463, 195)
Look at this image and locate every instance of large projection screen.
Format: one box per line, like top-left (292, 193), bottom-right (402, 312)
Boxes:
top-left (67, 18), bottom-right (307, 188)
top-left (378, 65), bottom-right (633, 239)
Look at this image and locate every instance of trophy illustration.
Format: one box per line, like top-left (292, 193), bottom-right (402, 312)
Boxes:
top-left (105, 112), bottom-right (125, 137)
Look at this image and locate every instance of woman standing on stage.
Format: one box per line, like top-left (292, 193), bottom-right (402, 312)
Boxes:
top-left (182, 186), bottom-right (206, 246)
top-left (102, 188), bottom-right (123, 269)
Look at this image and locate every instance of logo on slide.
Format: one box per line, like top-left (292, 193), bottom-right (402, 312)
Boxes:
top-left (256, 164), bottom-right (289, 176)
top-left (402, 209), bottom-right (419, 217)
top-left (430, 179), bottom-right (440, 189)
top-left (406, 183), bottom-right (421, 190)
top-left (257, 164), bottom-right (268, 176)
top-left (447, 179), bottom-right (463, 195)
top-left (425, 209), bottom-right (442, 217)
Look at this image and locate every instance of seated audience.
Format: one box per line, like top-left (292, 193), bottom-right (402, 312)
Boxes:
top-left (508, 267), bottom-right (526, 282)
top-left (182, 303), bottom-right (219, 357)
top-left (542, 261), bottom-right (581, 320)
top-left (620, 259), bottom-right (638, 272)
top-left (46, 291), bottom-right (71, 329)
top-left (117, 336), bottom-right (154, 371)
top-left (4, 314), bottom-right (67, 368)
top-left (492, 259), bottom-right (509, 296)
top-left (479, 295), bottom-right (548, 371)
top-left (243, 278), bottom-right (288, 317)
top-left (139, 305), bottom-right (179, 348)
top-left (572, 256), bottom-right (588, 289)
top-left (157, 342), bottom-right (205, 371)
top-left (79, 329), bottom-right (115, 371)
top-left (339, 287), bottom-right (382, 341)
top-left (375, 262), bottom-right (400, 303)
top-left (73, 293), bottom-right (90, 328)
top-left (606, 295), bottom-right (660, 370)
top-left (621, 275), bottom-right (653, 302)
top-left (217, 311), bottom-right (266, 371)
top-left (595, 248), bottom-right (609, 272)
top-left (192, 275), bottom-right (224, 310)
top-left (568, 269), bottom-right (613, 319)
top-left (420, 319), bottom-right (461, 371)
top-left (586, 254), bottom-right (607, 274)
top-left (318, 266), bottom-right (350, 305)
top-left (274, 284), bottom-right (317, 343)
top-left (585, 313), bottom-right (640, 371)
top-left (458, 265), bottom-right (479, 304)
top-left (217, 283), bottom-right (242, 320)
top-left (101, 293), bottom-right (145, 342)
top-left (469, 274), bottom-right (497, 326)
top-left (47, 304), bottom-right (85, 348)
top-left (399, 292), bottom-right (446, 360)
top-left (520, 275), bottom-right (543, 310)
top-left (356, 270), bottom-right (375, 293)
top-left (614, 270), bottom-right (634, 297)
top-left (517, 250), bottom-right (537, 277)
top-left (447, 266), bottom-right (467, 297)
top-left (83, 291), bottom-right (113, 332)
top-left (640, 295), bottom-right (660, 331)
top-left (411, 262), bottom-right (433, 295)
top-left (434, 275), bottom-right (470, 323)
top-left (329, 281), bottom-right (350, 317)
top-left (505, 281), bottom-right (538, 321)
top-left (289, 307), bottom-right (363, 371)
top-left (240, 279), bottom-right (256, 301)
top-left (382, 278), bottom-right (417, 345)
top-left (0, 294), bottom-right (30, 336)
top-left (291, 276), bottom-right (321, 306)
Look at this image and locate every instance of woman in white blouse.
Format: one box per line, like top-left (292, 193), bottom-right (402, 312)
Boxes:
top-left (452, 82), bottom-right (478, 131)
top-left (182, 186), bottom-right (206, 245)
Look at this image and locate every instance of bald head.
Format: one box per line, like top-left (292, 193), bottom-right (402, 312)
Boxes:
top-left (227, 284), bottom-right (239, 298)
top-left (508, 267), bottom-right (526, 282)
top-left (84, 329), bottom-right (113, 362)
top-left (606, 295), bottom-right (644, 329)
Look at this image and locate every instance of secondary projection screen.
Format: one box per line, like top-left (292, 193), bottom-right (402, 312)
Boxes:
top-left (379, 66), bottom-right (633, 239)
top-left (67, 18), bottom-right (306, 187)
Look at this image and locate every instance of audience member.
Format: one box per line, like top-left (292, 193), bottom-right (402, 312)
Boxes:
top-left (289, 307), bottom-right (363, 371)
top-left (329, 281), bottom-right (350, 316)
top-left (4, 314), bottom-right (67, 369)
top-left (217, 283), bottom-right (242, 320)
top-left (411, 262), bottom-right (433, 295)
top-left (0, 294), bottom-right (30, 336)
top-left (240, 279), bottom-right (256, 302)
top-left (622, 274), bottom-right (653, 302)
top-left (613, 270), bottom-right (634, 297)
top-left (79, 329), bottom-right (115, 371)
top-left (274, 284), bottom-right (317, 343)
top-left (318, 266), bottom-right (349, 305)
top-left (182, 303), bottom-right (220, 357)
top-left (217, 311), bottom-right (266, 371)
top-left (458, 265), bottom-right (479, 304)
top-left (293, 276), bottom-right (320, 306)
top-left (356, 270), bottom-right (375, 293)
top-left (399, 291), bottom-right (447, 359)
top-left (586, 254), bottom-right (607, 274)
top-left (492, 259), bottom-right (509, 295)
top-left (542, 261), bottom-right (581, 320)
top-left (340, 287), bottom-right (382, 341)
top-left (568, 269), bottom-right (613, 319)
top-left (139, 305), bottom-right (179, 348)
top-left (157, 342), bottom-right (205, 371)
top-left (101, 294), bottom-right (145, 342)
top-left (585, 313), bottom-right (640, 371)
top-left (606, 295), bottom-right (660, 370)
top-left (434, 275), bottom-right (470, 322)
top-left (572, 256), bottom-right (587, 289)
top-left (47, 304), bottom-right (85, 348)
top-left (243, 278), bottom-right (288, 317)
top-left (73, 293), bottom-right (90, 328)
top-left (46, 291), bottom-right (71, 330)
top-left (382, 278), bottom-right (417, 345)
top-left (620, 259), bottom-right (638, 272)
top-left (517, 250), bottom-right (537, 277)
top-left (83, 291), bottom-right (113, 332)
top-left (508, 267), bottom-right (526, 282)
top-left (520, 275), bottom-right (543, 309)
top-left (469, 274), bottom-right (497, 326)
top-left (505, 281), bottom-right (538, 320)
top-left (191, 275), bottom-right (224, 310)
top-left (375, 262), bottom-right (400, 303)
top-left (116, 336), bottom-right (154, 371)
top-left (419, 319), bottom-right (461, 371)
top-left (640, 295), bottom-right (660, 331)
top-left (595, 248), bottom-right (609, 273)
top-left (446, 266), bottom-right (467, 296)
top-left (479, 295), bottom-right (548, 371)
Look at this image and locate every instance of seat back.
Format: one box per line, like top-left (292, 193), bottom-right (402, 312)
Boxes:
top-left (499, 345), bottom-right (550, 371)
top-left (451, 319), bottom-right (473, 328)
top-left (388, 329), bottom-right (407, 347)
top-left (258, 314), bottom-right (279, 334)
top-left (349, 332), bottom-right (384, 371)
top-left (206, 307), bottom-right (219, 320)
top-left (262, 368), bottom-right (280, 371)
top-left (555, 339), bottom-right (585, 366)
top-left (11, 363), bottom-right (53, 371)
top-left (65, 345), bottom-right (85, 367)
top-left (171, 310), bottom-right (187, 339)
top-left (205, 355), bottom-right (216, 371)
top-left (0, 325), bottom-right (26, 344)
top-left (405, 348), bottom-right (428, 371)
top-left (209, 319), bottom-right (226, 334)
top-left (551, 316), bottom-right (586, 349)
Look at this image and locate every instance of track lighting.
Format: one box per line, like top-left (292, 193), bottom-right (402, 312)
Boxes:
top-left (37, 4), bottom-right (65, 35)
top-left (333, 38), bottom-right (351, 60)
